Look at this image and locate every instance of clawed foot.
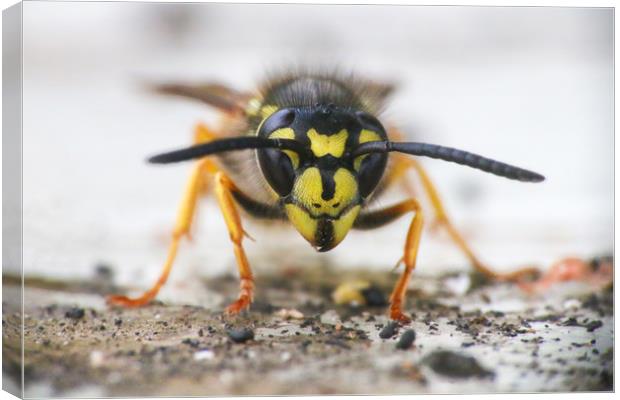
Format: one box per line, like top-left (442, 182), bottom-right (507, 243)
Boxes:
top-left (225, 295), bottom-right (252, 315)
top-left (389, 304), bottom-right (412, 324)
top-left (225, 278), bottom-right (254, 315)
top-left (106, 291), bottom-right (156, 308)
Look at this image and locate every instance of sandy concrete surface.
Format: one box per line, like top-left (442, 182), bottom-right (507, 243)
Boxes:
top-left (4, 4), bottom-right (613, 397)
top-left (2, 259), bottom-right (613, 397)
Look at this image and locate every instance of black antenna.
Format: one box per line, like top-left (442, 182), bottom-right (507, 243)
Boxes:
top-left (148, 137), bottom-right (310, 164)
top-left (353, 141), bottom-right (544, 183)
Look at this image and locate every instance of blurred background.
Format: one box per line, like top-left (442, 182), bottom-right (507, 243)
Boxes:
top-left (17, 3), bottom-right (612, 297)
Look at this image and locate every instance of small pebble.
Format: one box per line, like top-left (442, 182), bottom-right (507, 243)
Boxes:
top-left (182, 338), bottom-right (200, 348)
top-left (275, 308), bottom-right (304, 320)
top-left (193, 349), bottom-right (215, 361)
top-left (379, 322), bottom-right (399, 339)
top-left (586, 320), bottom-right (603, 332)
top-left (227, 328), bottom-right (254, 343)
top-left (396, 329), bottom-right (416, 350)
top-left (423, 350), bottom-right (494, 379)
top-left (562, 317), bottom-right (580, 326)
top-left (65, 307), bottom-right (85, 320)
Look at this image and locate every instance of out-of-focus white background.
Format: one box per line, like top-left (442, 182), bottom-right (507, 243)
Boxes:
top-left (18, 2), bottom-right (612, 290)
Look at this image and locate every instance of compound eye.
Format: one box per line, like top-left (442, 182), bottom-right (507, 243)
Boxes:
top-left (357, 153), bottom-right (387, 197)
top-left (353, 112), bottom-right (387, 197)
top-left (257, 108), bottom-right (298, 196)
top-left (257, 148), bottom-right (296, 196)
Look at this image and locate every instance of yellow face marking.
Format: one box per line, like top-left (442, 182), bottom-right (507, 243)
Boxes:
top-left (292, 167), bottom-right (325, 214)
top-left (332, 205), bottom-right (361, 246)
top-left (292, 167), bottom-right (358, 217)
top-left (354, 129), bottom-right (382, 171)
top-left (333, 168), bottom-right (359, 212)
top-left (307, 129), bottom-right (349, 158)
top-left (268, 128), bottom-right (299, 168)
top-left (284, 204), bottom-right (317, 243)
top-left (260, 105), bottom-right (279, 119)
top-left (359, 129), bottom-right (382, 144)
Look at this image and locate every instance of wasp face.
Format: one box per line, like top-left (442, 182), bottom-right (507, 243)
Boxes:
top-left (257, 105), bottom-right (388, 251)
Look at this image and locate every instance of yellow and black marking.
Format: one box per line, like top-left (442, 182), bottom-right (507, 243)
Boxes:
top-left (110, 71), bottom-right (545, 324)
top-left (252, 102), bottom-right (388, 251)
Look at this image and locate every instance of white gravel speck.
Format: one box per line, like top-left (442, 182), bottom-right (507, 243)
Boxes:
top-left (193, 349), bottom-right (215, 361)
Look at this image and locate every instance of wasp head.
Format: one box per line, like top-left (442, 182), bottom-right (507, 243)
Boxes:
top-left (256, 105), bottom-right (388, 251)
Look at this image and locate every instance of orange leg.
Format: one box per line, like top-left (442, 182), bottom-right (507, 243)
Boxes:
top-left (355, 199), bottom-right (424, 323)
top-left (519, 256), bottom-right (613, 294)
top-left (107, 123), bottom-right (219, 307)
top-left (213, 172), bottom-right (255, 314)
top-left (390, 154), bottom-right (539, 282)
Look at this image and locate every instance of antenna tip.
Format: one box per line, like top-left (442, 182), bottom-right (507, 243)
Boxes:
top-left (523, 171), bottom-right (545, 183)
top-left (147, 154), bottom-right (168, 164)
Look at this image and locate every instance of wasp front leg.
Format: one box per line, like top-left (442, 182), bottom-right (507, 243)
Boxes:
top-left (213, 172), bottom-right (255, 314)
top-left (388, 153), bottom-right (539, 282)
top-left (107, 123), bottom-right (219, 307)
top-left (355, 199), bottom-right (424, 323)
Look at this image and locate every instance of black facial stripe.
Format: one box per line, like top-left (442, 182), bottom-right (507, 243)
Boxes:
top-left (315, 220), bottom-right (334, 252)
top-left (319, 168), bottom-right (336, 201)
top-left (290, 106), bottom-right (364, 137)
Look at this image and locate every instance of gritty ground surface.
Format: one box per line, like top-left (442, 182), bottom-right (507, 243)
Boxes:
top-left (2, 261), bottom-right (614, 397)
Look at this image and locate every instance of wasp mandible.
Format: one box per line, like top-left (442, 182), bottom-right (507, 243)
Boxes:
top-left (107, 71), bottom-right (544, 322)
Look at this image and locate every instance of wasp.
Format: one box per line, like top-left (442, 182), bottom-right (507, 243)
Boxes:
top-left (107, 71), bottom-right (544, 322)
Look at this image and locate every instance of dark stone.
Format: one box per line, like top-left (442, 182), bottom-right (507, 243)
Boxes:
top-left (379, 321), bottom-right (399, 339)
top-left (395, 330), bottom-right (416, 350)
top-left (65, 307), bottom-right (85, 320)
top-left (562, 317), bottom-right (580, 327)
top-left (227, 328), bottom-right (254, 343)
top-left (423, 350), bottom-right (494, 379)
top-left (586, 320), bottom-right (603, 332)
top-left (182, 338), bottom-right (200, 348)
